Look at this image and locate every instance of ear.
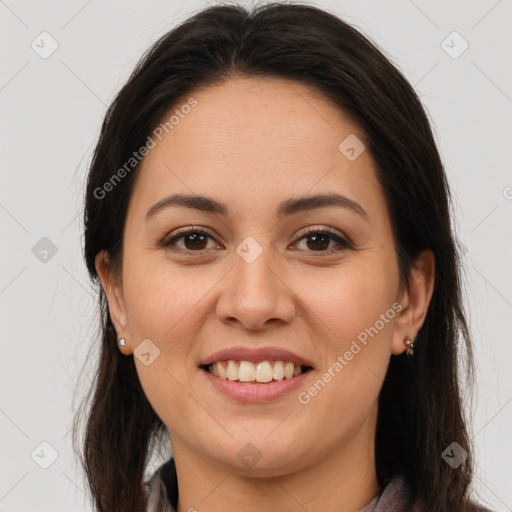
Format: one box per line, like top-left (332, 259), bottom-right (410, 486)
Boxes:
top-left (391, 249), bottom-right (435, 355)
top-left (95, 250), bottom-right (132, 352)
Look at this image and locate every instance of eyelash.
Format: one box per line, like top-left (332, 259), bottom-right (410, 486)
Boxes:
top-left (161, 225), bottom-right (352, 254)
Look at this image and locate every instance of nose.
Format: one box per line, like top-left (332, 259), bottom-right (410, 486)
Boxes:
top-left (215, 243), bottom-right (296, 331)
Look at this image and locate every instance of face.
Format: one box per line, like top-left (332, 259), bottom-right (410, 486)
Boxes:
top-left (97, 77), bottom-right (433, 477)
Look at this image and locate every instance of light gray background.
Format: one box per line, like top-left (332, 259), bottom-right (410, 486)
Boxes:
top-left (1, 0), bottom-right (511, 510)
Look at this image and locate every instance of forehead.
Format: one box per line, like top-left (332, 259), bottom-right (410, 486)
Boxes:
top-left (129, 77), bottom-right (386, 223)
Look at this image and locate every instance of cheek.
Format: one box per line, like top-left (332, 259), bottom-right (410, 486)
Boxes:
top-left (121, 256), bottom-right (215, 415)
top-left (297, 258), bottom-right (398, 350)
top-left (124, 263), bottom-right (207, 424)
top-left (295, 274), bottom-right (394, 437)
top-left (292, 257), bottom-right (398, 411)
top-left (123, 256), bottom-right (211, 342)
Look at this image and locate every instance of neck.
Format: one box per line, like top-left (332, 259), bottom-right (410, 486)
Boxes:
top-left (173, 406), bottom-right (380, 512)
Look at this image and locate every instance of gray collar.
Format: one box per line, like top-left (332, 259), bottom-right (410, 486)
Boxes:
top-left (143, 458), bottom-right (425, 512)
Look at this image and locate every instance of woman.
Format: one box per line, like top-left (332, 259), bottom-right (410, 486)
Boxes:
top-left (74, 3), bottom-right (495, 511)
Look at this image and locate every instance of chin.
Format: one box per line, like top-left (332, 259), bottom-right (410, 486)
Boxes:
top-left (209, 433), bottom-right (309, 476)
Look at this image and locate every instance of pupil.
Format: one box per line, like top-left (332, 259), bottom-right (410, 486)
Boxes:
top-left (308, 234), bottom-right (329, 251)
top-left (186, 233), bottom-right (207, 250)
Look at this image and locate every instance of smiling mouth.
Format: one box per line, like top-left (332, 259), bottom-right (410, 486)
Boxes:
top-left (201, 360), bottom-right (313, 383)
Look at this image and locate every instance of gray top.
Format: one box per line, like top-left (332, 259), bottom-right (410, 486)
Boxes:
top-left (142, 458), bottom-right (494, 512)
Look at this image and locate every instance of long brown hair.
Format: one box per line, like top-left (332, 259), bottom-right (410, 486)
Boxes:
top-left (74, 3), bottom-right (484, 511)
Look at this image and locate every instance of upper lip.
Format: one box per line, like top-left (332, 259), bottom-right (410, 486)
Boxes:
top-left (199, 346), bottom-right (314, 368)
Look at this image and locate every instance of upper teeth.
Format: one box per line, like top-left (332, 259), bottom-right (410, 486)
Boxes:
top-left (208, 360), bottom-right (303, 382)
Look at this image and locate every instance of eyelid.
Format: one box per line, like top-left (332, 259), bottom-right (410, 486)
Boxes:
top-left (167, 225), bottom-right (217, 239)
top-left (294, 225), bottom-right (351, 245)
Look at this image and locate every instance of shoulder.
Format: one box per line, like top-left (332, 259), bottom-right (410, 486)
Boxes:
top-left (386, 472), bottom-right (497, 512)
top-left (143, 461), bottom-right (497, 512)
top-left (142, 458), bottom-right (177, 512)
top-left (358, 472), bottom-right (422, 511)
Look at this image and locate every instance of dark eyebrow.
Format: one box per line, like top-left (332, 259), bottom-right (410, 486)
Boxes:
top-left (277, 193), bottom-right (368, 221)
top-left (145, 192), bottom-right (369, 221)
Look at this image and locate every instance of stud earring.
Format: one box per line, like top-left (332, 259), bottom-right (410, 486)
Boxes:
top-left (404, 336), bottom-right (414, 357)
top-left (117, 338), bottom-right (127, 352)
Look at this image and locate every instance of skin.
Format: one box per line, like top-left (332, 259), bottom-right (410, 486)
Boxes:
top-left (96, 77), bottom-right (435, 512)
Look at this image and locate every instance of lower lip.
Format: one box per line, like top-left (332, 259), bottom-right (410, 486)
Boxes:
top-left (200, 368), bottom-right (312, 403)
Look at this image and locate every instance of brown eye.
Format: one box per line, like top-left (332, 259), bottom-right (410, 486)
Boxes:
top-left (162, 228), bottom-right (218, 252)
top-left (295, 228), bottom-right (351, 253)
top-left (161, 226), bottom-right (351, 254)
top-left (180, 232), bottom-right (209, 250)
top-left (305, 232), bottom-right (330, 251)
